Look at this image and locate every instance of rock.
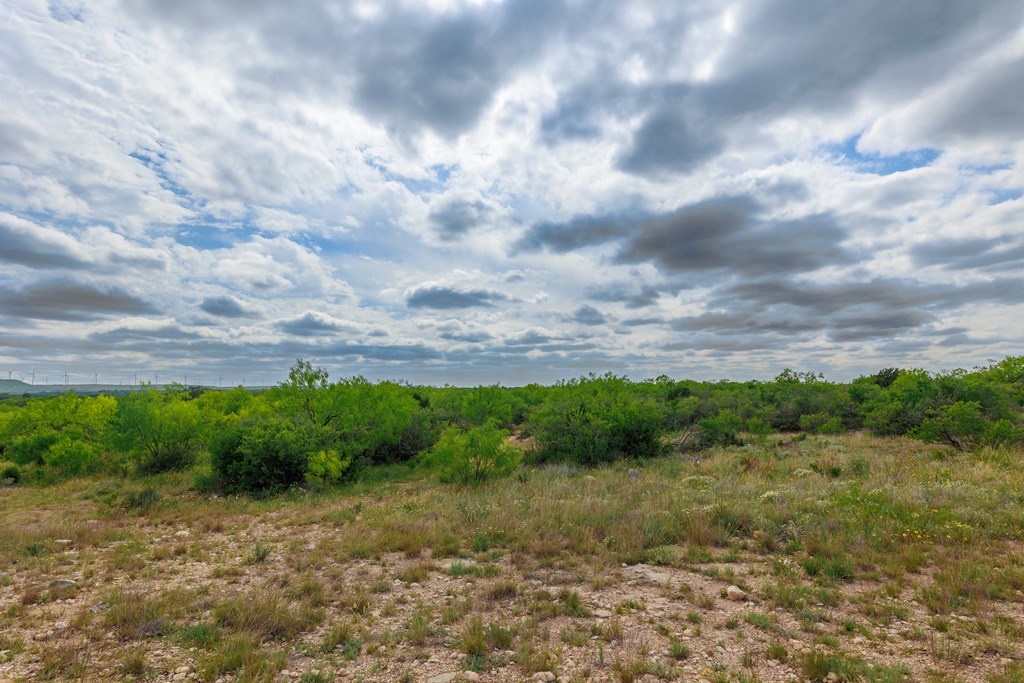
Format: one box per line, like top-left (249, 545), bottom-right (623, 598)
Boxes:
top-left (532, 673), bottom-right (556, 682)
top-left (426, 674), bottom-right (460, 683)
top-left (55, 539), bottom-right (73, 545)
top-left (726, 585), bottom-right (746, 601)
top-left (174, 530), bottom-right (191, 538)
top-left (54, 621), bottom-right (68, 630)
top-left (48, 579), bottom-right (77, 592)
top-left (825, 672), bottom-right (839, 683)
top-left (377, 645), bottom-right (387, 654)
top-left (594, 609), bottom-right (613, 619)
top-left (461, 673), bottom-right (481, 682)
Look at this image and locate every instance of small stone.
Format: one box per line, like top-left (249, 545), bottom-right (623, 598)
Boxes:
top-left (825, 672), bottom-right (839, 683)
top-left (532, 673), bottom-right (556, 682)
top-left (726, 585), bottom-right (746, 601)
top-left (174, 530), bottom-right (191, 538)
top-left (594, 609), bottom-right (613, 619)
top-left (48, 579), bottom-right (77, 592)
top-left (426, 674), bottom-right (460, 683)
top-left (377, 645), bottom-right (387, 654)
top-left (461, 673), bottom-right (481, 682)
top-left (54, 621), bottom-right (68, 630)
top-left (55, 539), bottom-right (73, 545)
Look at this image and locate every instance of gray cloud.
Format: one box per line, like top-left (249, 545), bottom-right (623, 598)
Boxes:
top-left (0, 280), bottom-right (156, 321)
top-left (406, 285), bottom-right (507, 310)
top-left (515, 215), bottom-right (628, 254)
top-left (0, 214), bottom-right (88, 269)
top-left (572, 305), bottom-right (606, 326)
top-left (123, 0), bottom-right (568, 140)
top-left (924, 58), bottom-right (1024, 142)
top-left (618, 199), bottom-right (850, 276)
top-left (911, 235), bottom-right (1024, 272)
top-left (199, 295), bottom-right (253, 318)
top-left (585, 282), bottom-right (664, 309)
top-left (277, 311), bottom-right (354, 337)
top-left (428, 198), bottom-right (492, 240)
top-left (517, 196), bottom-right (851, 278)
top-left (616, 103), bottom-right (725, 177)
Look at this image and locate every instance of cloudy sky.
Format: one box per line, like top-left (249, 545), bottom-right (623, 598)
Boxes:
top-left (1, 0), bottom-right (1023, 386)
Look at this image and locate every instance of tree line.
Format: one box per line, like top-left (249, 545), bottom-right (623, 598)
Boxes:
top-left (1, 357), bottom-right (1022, 493)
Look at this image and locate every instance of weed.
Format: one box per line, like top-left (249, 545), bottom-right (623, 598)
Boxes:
top-left (246, 540), bottom-right (273, 565)
top-left (766, 640), bottom-right (788, 662)
top-left (179, 621), bottom-right (220, 648)
top-left (323, 621), bottom-right (362, 660)
top-left (213, 592), bottom-right (321, 640)
top-left (668, 638), bottom-right (690, 660)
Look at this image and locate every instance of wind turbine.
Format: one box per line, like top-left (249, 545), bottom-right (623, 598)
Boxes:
top-left (93, 372), bottom-right (98, 385)
top-left (30, 369), bottom-right (36, 385)
top-left (63, 370), bottom-right (68, 385)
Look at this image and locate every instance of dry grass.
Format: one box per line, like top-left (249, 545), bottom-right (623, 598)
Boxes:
top-left (2, 434), bottom-right (1024, 680)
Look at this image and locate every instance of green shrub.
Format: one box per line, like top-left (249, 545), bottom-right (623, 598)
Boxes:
top-left (799, 413), bottom-right (844, 435)
top-left (913, 401), bottom-right (987, 451)
top-left (120, 487), bottom-right (160, 514)
top-left (210, 419), bottom-right (321, 495)
top-left (305, 449), bottom-right (353, 488)
top-left (697, 410), bottom-right (743, 447)
top-left (5, 432), bottom-right (59, 465)
top-left (43, 437), bottom-right (101, 475)
top-left (113, 388), bottom-right (200, 473)
top-left (527, 375), bottom-right (662, 465)
top-left (420, 421), bottom-right (519, 484)
top-left (1, 463), bottom-right (20, 485)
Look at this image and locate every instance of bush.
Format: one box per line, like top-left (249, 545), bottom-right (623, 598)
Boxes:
top-left (5, 432), bottom-right (59, 465)
top-left (120, 487), bottom-right (160, 514)
top-left (113, 389), bottom-right (200, 474)
top-left (43, 437), bottom-right (101, 475)
top-left (913, 401), bottom-right (988, 451)
top-left (1, 464), bottom-right (20, 485)
top-left (305, 449), bottom-right (353, 488)
top-left (527, 375), bottom-right (662, 465)
top-left (697, 410), bottom-right (743, 447)
top-left (211, 419), bottom-right (322, 495)
top-left (798, 413), bottom-right (844, 435)
top-left (420, 421), bottom-right (519, 484)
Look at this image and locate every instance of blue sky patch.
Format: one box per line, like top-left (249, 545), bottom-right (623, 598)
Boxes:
top-left (827, 134), bottom-right (941, 175)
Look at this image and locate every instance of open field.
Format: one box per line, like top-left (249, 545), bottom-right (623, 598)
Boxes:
top-left (3, 433), bottom-right (1024, 682)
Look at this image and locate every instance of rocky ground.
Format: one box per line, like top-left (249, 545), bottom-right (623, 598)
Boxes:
top-left (2, 503), bottom-right (1022, 683)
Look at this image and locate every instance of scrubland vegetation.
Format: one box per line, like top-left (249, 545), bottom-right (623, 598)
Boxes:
top-left (1, 357), bottom-right (1024, 681)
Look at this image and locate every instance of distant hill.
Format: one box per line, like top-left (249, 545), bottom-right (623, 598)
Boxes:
top-left (0, 381), bottom-right (269, 397)
top-left (0, 379), bottom-right (138, 396)
top-left (0, 379), bottom-right (34, 393)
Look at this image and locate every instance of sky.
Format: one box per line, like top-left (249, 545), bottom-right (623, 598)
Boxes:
top-left (1, 0), bottom-right (1023, 387)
